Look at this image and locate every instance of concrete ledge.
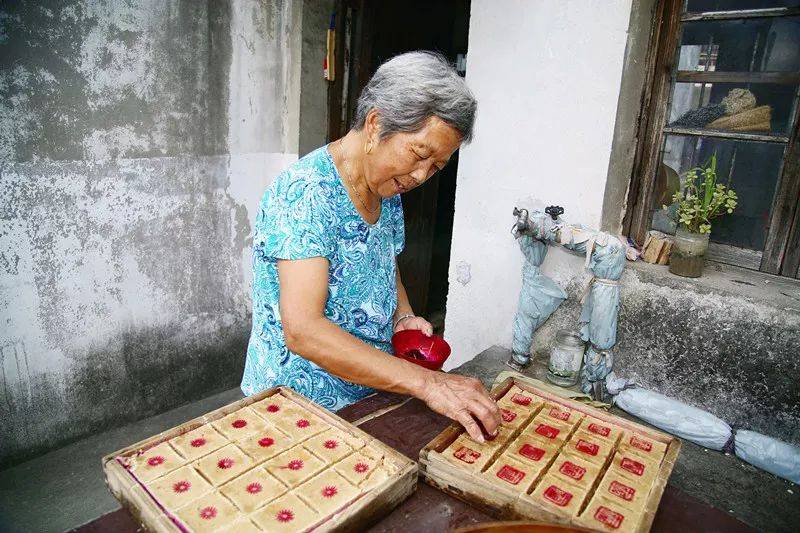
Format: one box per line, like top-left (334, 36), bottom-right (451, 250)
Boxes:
top-left (532, 260), bottom-right (800, 446)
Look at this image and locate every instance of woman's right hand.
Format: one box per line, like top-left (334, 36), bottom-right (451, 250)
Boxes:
top-left (417, 371), bottom-right (502, 443)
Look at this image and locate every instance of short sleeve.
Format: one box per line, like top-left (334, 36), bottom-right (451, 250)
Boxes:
top-left (253, 173), bottom-right (335, 262)
top-left (391, 195), bottom-right (405, 255)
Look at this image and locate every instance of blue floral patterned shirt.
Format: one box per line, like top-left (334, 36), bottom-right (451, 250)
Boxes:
top-left (241, 146), bottom-right (405, 410)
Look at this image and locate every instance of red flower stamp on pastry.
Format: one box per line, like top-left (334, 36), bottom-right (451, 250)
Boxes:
top-left (544, 485), bottom-right (573, 507)
top-left (621, 457), bottom-right (645, 477)
top-left (266, 404), bottom-right (280, 413)
top-left (190, 438), bottom-right (206, 448)
top-left (559, 460), bottom-right (586, 481)
top-left (630, 435), bottom-right (653, 452)
top-left (454, 446), bottom-right (481, 464)
top-left (287, 459), bottom-right (304, 471)
top-left (246, 482), bottom-right (262, 494)
top-left (576, 439), bottom-right (600, 456)
top-left (217, 457), bottom-right (234, 469)
top-left (496, 464), bottom-right (525, 485)
top-left (322, 485), bottom-right (338, 498)
top-left (199, 506), bottom-right (217, 520)
top-left (173, 480), bottom-right (191, 493)
top-left (324, 439), bottom-right (338, 449)
top-left (276, 509), bottom-right (294, 522)
top-left (588, 423), bottom-right (611, 437)
top-left (511, 393), bottom-right (532, 406)
top-left (518, 443), bottom-right (545, 462)
top-left (232, 419), bottom-right (248, 429)
top-left (296, 419), bottom-right (310, 428)
top-left (147, 455), bottom-right (165, 467)
top-left (535, 424), bottom-right (560, 439)
top-left (595, 506), bottom-right (624, 529)
top-left (609, 480), bottom-right (636, 501)
top-left (354, 462), bottom-right (369, 473)
top-left (258, 437), bottom-right (275, 447)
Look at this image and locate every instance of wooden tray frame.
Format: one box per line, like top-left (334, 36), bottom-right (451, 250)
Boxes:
top-left (102, 386), bottom-right (418, 532)
top-left (419, 377), bottom-right (681, 532)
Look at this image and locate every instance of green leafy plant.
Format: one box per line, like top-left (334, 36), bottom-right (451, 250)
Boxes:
top-left (663, 153), bottom-right (738, 234)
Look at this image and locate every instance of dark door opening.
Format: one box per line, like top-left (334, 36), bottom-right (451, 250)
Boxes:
top-left (328, 0), bottom-right (471, 334)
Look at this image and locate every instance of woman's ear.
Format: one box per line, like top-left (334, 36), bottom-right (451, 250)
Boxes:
top-left (365, 109), bottom-right (381, 144)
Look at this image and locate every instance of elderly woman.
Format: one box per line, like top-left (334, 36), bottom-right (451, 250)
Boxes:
top-left (241, 51), bottom-right (500, 442)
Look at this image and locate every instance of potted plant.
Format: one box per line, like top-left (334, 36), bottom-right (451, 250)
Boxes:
top-left (663, 153), bottom-right (738, 277)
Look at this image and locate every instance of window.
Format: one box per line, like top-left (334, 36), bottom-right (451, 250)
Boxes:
top-left (624, 0), bottom-right (800, 277)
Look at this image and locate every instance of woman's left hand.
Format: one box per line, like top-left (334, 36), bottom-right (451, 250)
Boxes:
top-left (394, 315), bottom-right (434, 336)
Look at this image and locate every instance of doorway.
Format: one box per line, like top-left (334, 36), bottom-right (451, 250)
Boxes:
top-left (328, 0), bottom-right (471, 333)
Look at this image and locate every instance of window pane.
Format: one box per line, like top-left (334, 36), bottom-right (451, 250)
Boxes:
top-left (680, 16), bottom-right (800, 73)
top-left (651, 135), bottom-right (786, 251)
top-left (668, 82), bottom-right (798, 135)
top-left (686, 1), bottom-right (800, 12)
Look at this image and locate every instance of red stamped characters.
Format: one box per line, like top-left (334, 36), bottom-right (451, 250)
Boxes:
top-left (535, 424), bottom-right (560, 439)
top-left (518, 443), bottom-right (545, 462)
top-left (454, 446), bottom-right (482, 464)
top-left (621, 457), bottom-right (645, 477)
top-left (595, 506), bottom-right (624, 529)
top-left (588, 422), bottom-right (611, 437)
top-left (543, 485), bottom-right (573, 507)
top-left (496, 464), bottom-right (526, 485)
top-left (630, 435), bottom-right (653, 452)
top-left (559, 460), bottom-right (587, 481)
top-left (511, 393), bottom-right (532, 406)
top-left (609, 480), bottom-right (636, 501)
top-left (500, 408), bottom-right (518, 423)
top-left (575, 439), bottom-right (600, 456)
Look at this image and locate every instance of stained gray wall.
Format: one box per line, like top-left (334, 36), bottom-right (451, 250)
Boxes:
top-left (0, 0), bottom-right (302, 467)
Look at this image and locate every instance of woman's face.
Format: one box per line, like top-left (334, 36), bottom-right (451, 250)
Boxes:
top-left (365, 115), bottom-right (463, 198)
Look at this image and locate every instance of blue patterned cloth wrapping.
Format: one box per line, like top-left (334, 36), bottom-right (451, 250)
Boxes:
top-left (241, 146), bottom-right (405, 410)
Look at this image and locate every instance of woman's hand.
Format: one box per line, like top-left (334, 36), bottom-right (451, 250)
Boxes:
top-left (417, 371), bottom-right (502, 443)
top-left (394, 315), bottom-right (434, 336)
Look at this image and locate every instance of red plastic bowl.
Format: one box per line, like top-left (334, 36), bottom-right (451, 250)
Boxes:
top-left (391, 329), bottom-right (451, 371)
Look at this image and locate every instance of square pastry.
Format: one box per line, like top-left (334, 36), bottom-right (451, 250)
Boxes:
top-left (618, 430), bottom-right (668, 463)
top-left (194, 443), bottom-right (254, 486)
top-left (595, 470), bottom-right (650, 511)
top-left (335, 451), bottom-right (382, 486)
top-left (609, 451), bottom-right (659, 487)
top-left (563, 430), bottom-right (614, 466)
top-left (295, 469), bottom-right (359, 515)
top-left (484, 455), bottom-right (540, 492)
top-left (304, 429), bottom-right (355, 463)
top-left (525, 414), bottom-right (573, 445)
top-left (360, 466), bottom-right (391, 492)
top-left (498, 403), bottom-right (532, 431)
top-left (266, 447), bottom-right (326, 487)
top-left (211, 407), bottom-right (269, 441)
top-left (575, 495), bottom-right (642, 532)
top-left (273, 409), bottom-right (328, 440)
top-left (251, 492), bottom-right (319, 531)
top-left (497, 386), bottom-right (541, 413)
top-left (147, 465), bottom-right (213, 511)
top-left (126, 442), bottom-right (186, 482)
top-left (251, 394), bottom-right (297, 422)
top-left (549, 452), bottom-right (601, 489)
top-left (540, 402), bottom-right (584, 428)
top-left (442, 435), bottom-right (498, 472)
top-left (505, 435), bottom-right (559, 469)
top-left (176, 492), bottom-right (239, 533)
top-left (170, 425), bottom-right (227, 461)
top-left (527, 473), bottom-right (589, 519)
top-left (219, 466), bottom-right (287, 514)
top-left (578, 416), bottom-right (622, 445)
top-left (237, 426), bottom-right (294, 463)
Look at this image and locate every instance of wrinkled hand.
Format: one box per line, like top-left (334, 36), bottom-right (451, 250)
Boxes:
top-left (394, 315), bottom-right (433, 336)
top-left (419, 372), bottom-right (501, 443)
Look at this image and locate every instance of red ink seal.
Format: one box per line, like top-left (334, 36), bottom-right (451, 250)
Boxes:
top-left (496, 464), bottom-right (525, 485)
top-left (576, 439), bottom-right (600, 456)
top-left (630, 435), bottom-right (653, 452)
top-left (217, 458), bottom-right (234, 469)
top-left (147, 456), bottom-right (165, 467)
top-left (190, 438), bottom-right (206, 448)
top-left (544, 485), bottom-right (573, 507)
top-left (454, 446), bottom-right (481, 464)
top-left (518, 443), bottom-right (545, 462)
top-left (500, 409), bottom-right (517, 423)
top-left (535, 424), bottom-right (560, 439)
top-left (621, 457), bottom-right (645, 476)
top-left (296, 419), bottom-right (310, 428)
top-left (266, 404), bottom-right (280, 413)
top-left (511, 393), bottom-right (532, 406)
top-left (354, 462), bottom-right (369, 473)
top-left (588, 423), bottom-right (611, 437)
top-left (173, 480), bottom-right (191, 493)
top-left (549, 406), bottom-right (571, 421)
top-left (324, 439), bottom-right (338, 449)
top-left (199, 506), bottom-right (217, 520)
top-left (595, 506), bottom-right (624, 529)
top-left (559, 460), bottom-right (586, 481)
top-left (232, 419), bottom-right (247, 429)
top-left (246, 482), bottom-right (262, 494)
top-left (609, 480), bottom-right (636, 501)
top-left (322, 485), bottom-right (338, 498)
top-left (287, 459), bottom-right (304, 470)
top-left (276, 509), bottom-right (294, 522)
top-left (258, 437), bottom-right (275, 447)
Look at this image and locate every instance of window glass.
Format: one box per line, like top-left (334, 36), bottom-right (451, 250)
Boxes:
top-left (686, 1), bottom-right (800, 12)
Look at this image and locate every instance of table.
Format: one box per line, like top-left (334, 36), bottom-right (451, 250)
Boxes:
top-left (75, 392), bottom-right (754, 532)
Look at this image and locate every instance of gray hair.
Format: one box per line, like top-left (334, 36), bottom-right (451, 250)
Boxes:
top-left (353, 51), bottom-right (477, 143)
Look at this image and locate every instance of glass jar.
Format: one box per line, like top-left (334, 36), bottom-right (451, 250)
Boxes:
top-left (546, 329), bottom-right (585, 387)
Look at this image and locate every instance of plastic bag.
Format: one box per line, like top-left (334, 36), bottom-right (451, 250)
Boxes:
top-left (735, 430), bottom-right (800, 484)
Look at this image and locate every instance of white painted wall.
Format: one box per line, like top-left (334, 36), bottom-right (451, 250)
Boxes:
top-left (444, 0), bottom-right (634, 369)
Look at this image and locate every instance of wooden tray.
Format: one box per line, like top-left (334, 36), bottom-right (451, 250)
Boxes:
top-left (103, 386), bottom-right (417, 532)
top-left (419, 377), bottom-right (681, 532)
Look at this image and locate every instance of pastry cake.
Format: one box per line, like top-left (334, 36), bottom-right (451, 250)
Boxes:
top-left (170, 425), bottom-right (227, 461)
top-left (195, 443), bottom-right (255, 486)
top-left (579, 416), bottom-right (623, 445)
top-left (549, 452), bottom-right (601, 490)
top-left (594, 469), bottom-right (649, 510)
top-left (295, 469), bottom-right (360, 515)
top-left (609, 451), bottom-right (659, 487)
top-left (304, 429), bottom-right (358, 464)
top-left (251, 492), bottom-right (319, 531)
top-left (505, 435), bottom-right (560, 469)
top-left (127, 442), bottom-right (186, 482)
top-left (273, 409), bottom-right (328, 441)
top-left (498, 404), bottom-right (530, 430)
top-left (265, 446), bottom-right (326, 487)
top-left (562, 429), bottom-right (614, 466)
top-left (147, 465), bottom-right (213, 511)
top-left (484, 455), bottom-right (540, 491)
top-left (250, 394), bottom-right (296, 423)
top-left (236, 426), bottom-right (295, 463)
top-left (497, 385), bottom-right (541, 413)
top-left (211, 407), bottom-right (269, 441)
top-left (540, 402), bottom-right (584, 429)
top-left (526, 413), bottom-right (573, 444)
top-left (360, 466), bottom-right (391, 492)
top-left (618, 430), bottom-right (667, 463)
top-left (526, 473), bottom-right (589, 519)
top-left (334, 451), bottom-right (382, 486)
top-left (575, 494), bottom-right (642, 532)
top-left (176, 492), bottom-right (240, 532)
top-left (219, 466), bottom-right (287, 513)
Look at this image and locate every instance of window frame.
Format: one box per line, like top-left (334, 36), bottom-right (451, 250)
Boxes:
top-left (623, 0), bottom-right (800, 278)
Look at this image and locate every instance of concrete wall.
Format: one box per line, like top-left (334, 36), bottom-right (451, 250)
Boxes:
top-left (299, 0), bottom-right (334, 156)
top-left (445, 0), bottom-right (634, 368)
top-left (0, 0), bottom-right (301, 466)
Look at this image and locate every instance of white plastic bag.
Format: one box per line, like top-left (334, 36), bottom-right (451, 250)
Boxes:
top-left (735, 430), bottom-right (800, 484)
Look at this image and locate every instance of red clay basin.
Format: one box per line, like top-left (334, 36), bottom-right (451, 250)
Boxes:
top-left (391, 329), bottom-right (451, 371)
